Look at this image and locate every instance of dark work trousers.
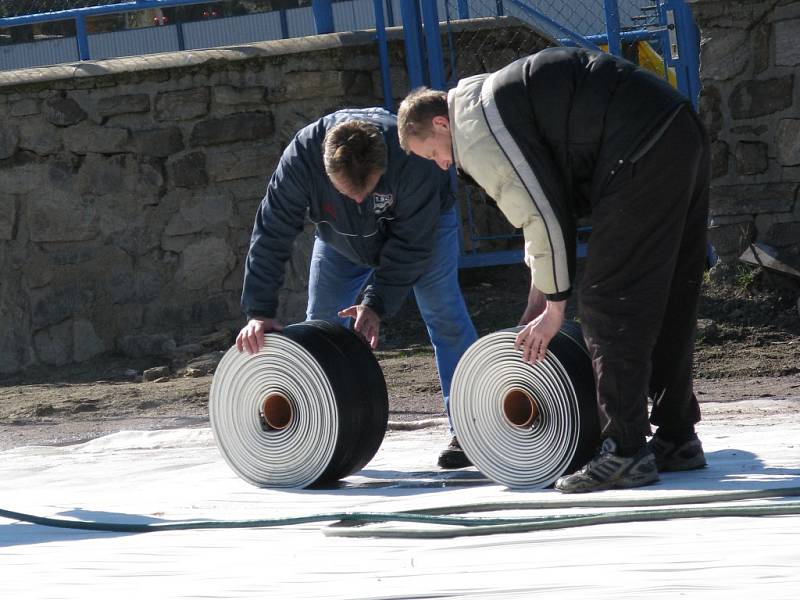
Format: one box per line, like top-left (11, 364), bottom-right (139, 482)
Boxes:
top-left (578, 106), bottom-right (710, 454)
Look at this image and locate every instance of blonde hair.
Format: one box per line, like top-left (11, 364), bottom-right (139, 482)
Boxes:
top-left (397, 87), bottom-right (449, 152)
top-left (323, 121), bottom-right (387, 191)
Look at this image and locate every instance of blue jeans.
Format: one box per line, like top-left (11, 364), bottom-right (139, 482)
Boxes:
top-left (306, 207), bottom-right (478, 420)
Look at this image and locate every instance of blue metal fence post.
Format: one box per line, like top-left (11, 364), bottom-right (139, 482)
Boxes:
top-left (399, 0), bottom-right (426, 89)
top-left (457, 0), bottom-right (470, 19)
top-left (420, 0), bottom-right (445, 90)
top-left (603, 0), bottom-right (622, 56)
top-left (74, 14), bottom-right (90, 60)
top-left (279, 10), bottom-right (289, 39)
top-left (385, 0), bottom-right (396, 27)
top-left (373, 0), bottom-right (393, 111)
top-left (674, 0), bottom-right (701, 109)
top-left (312, 0), bottom-right (335, 34)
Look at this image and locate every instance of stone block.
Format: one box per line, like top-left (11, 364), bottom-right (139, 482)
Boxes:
top-left (753, 22), bottom-right (770, 74)
top-left (155, 88), bottom-right (209, 121)
top-left (132, 127), bottom-right (185, 158)
top-left (698, 85), bottom-right (723, 137)
top-left (279, 71), bottom-right (371, 101)
top-left (735, 141), bottom-right (768, 175)
top-left (711, 140), bottom-right (729, 178)
top-left (76, 153), bottom-right (163, 199)
top-left (27, 189), bottom-right (98, 243)
top-left (708, 219), bottom-right (755, 258)
top-left (96, 93), bottom-right (151, 118)
top-left (18, 118), bottom-right (62, 155)
top-left (31, 283), bottom-right (96, 329)
top-left (710, 183), bottom-right (798, 216)
top-left (0, 123), bottom-right (19, 159)
top-left (189, 112), bottom-right (275, 147)
top-left (166, 151), bottom-right (208, 189)
top-left (213, 86), bottom-right (266, 106)
top-left (777, 119), bottom-right (800, 166)
top-left (775, 19), bottom-right (800, 66)
top-left (143, 365), bottom-right (170, 381)
top-left (117, 333), bottom-right (176, 358)
top-left (175, 237), bottom-right (236, 291)
top-left (0, 195), bottom-right (16, 241)
top-left (33, 320), bottom-right (74, 366)
top-left (766, 221), bottom-right (800, 247)
top-left (163, 190), bottom-right (234, 237)
top-left (700, 29), bottom-right (749, 80)
top-left (64, 122), bottom-right (130, 154)
top-left (205, 143), bottom-right (279, 183)
top-left (729, 77), bottom-right (794, 120)
top-left (43, 97), bottom-right (87, 127)
top-left (10, 98), bottom-right (39, 117)
top-left (73, 318), bottom-right (105, 362)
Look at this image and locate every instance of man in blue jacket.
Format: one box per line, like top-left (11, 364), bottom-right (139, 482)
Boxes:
top-left (236, 108), bottom-right (478, 468)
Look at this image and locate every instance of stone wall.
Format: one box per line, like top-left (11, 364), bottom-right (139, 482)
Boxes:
top-left (689, 0), bottom-right (800, 268)
top-left (0, 20), bottom-right (550, 375)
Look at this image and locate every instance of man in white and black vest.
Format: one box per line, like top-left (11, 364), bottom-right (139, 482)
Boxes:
top-left (237, 108), bottom-right (478, 468)
top-left (397, 47), bottom-right (710, 492)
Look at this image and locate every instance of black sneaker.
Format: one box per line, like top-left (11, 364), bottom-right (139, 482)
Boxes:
top-left (437, 436), bottom-right (472, 469)
top-left (648, 433), bottom-right (707, 472)
top-left (554, 438), bottom-right (659, 493)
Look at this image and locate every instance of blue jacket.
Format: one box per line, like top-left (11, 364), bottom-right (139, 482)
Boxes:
top-left (241, 108), bottom-right (454, 319)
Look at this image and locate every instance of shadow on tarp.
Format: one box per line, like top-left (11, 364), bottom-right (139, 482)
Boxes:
top-left (2, 447), bottom-right (798, 547)
top-left (0, 509), bottom-right (172, 548)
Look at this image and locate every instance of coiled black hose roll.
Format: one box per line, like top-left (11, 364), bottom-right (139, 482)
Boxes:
top-left (209, 320), bottom-right (388, 488)
top-left (450, 320), bottom-right (600, 488)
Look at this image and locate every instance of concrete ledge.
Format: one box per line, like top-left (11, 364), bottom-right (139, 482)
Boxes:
top-left (0, 17), bottom-right (539, 90)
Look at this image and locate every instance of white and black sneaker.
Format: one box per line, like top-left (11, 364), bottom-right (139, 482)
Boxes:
top-left (648, 433), bottom-right (707, 472)
top-left (554, 438), bottom-right (659, 493)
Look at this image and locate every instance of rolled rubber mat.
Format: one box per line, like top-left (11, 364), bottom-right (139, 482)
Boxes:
top-left (450, 320), bottom-right (600, 488)
top-left (209, 321), bottom-right (388, 488)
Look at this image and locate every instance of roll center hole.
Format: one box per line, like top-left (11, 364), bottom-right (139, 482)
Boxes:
top-left (260, 393), bottom-right (293, 431)
top-left (503, 388), bottom-right (538, 428)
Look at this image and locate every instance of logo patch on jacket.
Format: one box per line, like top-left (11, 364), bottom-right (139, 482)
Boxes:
top-left (322, 200), bottom-right (337, 219)
top-left (372, 193), bottom-right (394, 215)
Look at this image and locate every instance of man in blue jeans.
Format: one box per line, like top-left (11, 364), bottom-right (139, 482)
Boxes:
top-left (236, 108), bottom-right (478, 468)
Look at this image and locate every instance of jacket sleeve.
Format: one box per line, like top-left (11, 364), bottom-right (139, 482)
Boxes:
top-left (360, 158), bottom-right (451, 317)
top-left (241, 141), bottom-right (311, 320)
top-left (458, 133), bottom-right (574, 301)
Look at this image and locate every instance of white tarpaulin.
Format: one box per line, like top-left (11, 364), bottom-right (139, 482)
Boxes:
top-left (2, 413), bottom-right (799, 599)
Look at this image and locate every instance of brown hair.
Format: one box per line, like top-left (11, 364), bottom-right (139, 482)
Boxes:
top-left (397, 87), bottom-right (449, 152)
top-left (323, 120), bottom-right (387, 192)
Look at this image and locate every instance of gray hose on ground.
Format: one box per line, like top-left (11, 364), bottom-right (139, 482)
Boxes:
top-left (3, 487), bottom-right (800, 537)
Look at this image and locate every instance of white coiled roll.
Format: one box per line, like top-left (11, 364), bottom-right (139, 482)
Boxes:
top-left (210, 335), bottom-right (338, 488)
top-left (450, 322), bottom-right (599, 489)
top-left (209, 322), bottom-right (388, 489)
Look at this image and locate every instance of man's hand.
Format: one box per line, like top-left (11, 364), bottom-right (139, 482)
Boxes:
top-left (236, 318), bottom-right (284, 354)
top-left (515, 300), bottom-right (566, 364)
top-left (338, 304), bottom-right (380, 349)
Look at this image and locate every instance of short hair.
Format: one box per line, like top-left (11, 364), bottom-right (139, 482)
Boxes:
top-left (397, 87), bottom-right (449, 152)
top-left (323, 120), bottom-right (387, 192)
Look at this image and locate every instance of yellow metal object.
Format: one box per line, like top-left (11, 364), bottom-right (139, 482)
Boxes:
top-left (636, 41), bottom-right (678, 88)
top-left (599, 42), bottom-right (678, 89)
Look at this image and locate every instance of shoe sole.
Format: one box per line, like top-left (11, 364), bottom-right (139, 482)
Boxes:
top-left (555, 473), bottom-right (660, 494)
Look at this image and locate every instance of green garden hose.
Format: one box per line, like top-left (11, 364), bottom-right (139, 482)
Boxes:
top-left (2, 486), bottom-right (799, 539)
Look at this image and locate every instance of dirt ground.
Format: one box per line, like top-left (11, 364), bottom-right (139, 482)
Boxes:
top-left (1, 261), bottom-right (799, 451)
